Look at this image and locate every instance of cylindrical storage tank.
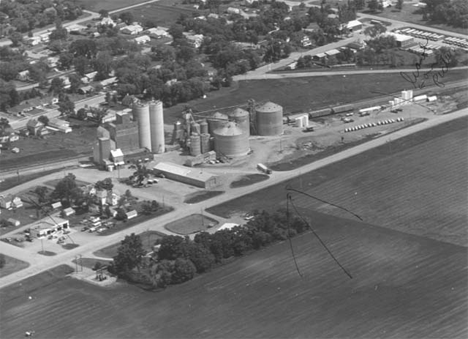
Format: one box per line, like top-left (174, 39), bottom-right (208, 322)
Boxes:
top-left (228, 108), bottom-right (250, 136)
top-left (190, 133), bottom-right (201, 156)
top-left (208, 112), bottom-right (229, 134)
top-left (149, 100), bottom-right (165, 154)
top-left (191, 122), bottom-right (201, 135)
top-left (200, 133), bottom-right (211, 153)
top-left (295, 117), bottom-right (303, 128)
top-left (302, 115), bottom-right (309, 127)
top-left (213, 122), bottom-right (250, 157)
top-left (200, 120), bottom-right (208, 135)
top-left (134, 103), bottom-right (151, 151)
top-left (255, 102), bottom-right (283, 136)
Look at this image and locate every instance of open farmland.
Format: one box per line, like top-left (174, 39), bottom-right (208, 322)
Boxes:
top-left (164, 71), bottom-right (468, 122)
top-left (209, 116), bottom-right (468, 247)
top-left (76, 0), bottom-right (151, 12)
top-left (1, 211), bottom-right (467, 338)
top-left (127, 3), bottom-right (199, 28)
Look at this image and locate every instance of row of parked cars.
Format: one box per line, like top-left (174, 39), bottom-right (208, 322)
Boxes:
top-left (396, 28), bottom-right (444, 41)
top-left (443, 37), bottom-right (468, 49)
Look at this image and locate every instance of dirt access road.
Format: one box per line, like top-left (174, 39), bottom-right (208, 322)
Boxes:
top-left (0, 108), bottom-right (466, 290)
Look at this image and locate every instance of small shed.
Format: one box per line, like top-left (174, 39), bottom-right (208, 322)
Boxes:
top-left (62, 207), bottom-right (75, 217)
top-left (51, 202), bottom-right (62, 209)
top-left (126, 210), bottom-right (138, 220)
top-left (8, 218), bottom-right (21, 227)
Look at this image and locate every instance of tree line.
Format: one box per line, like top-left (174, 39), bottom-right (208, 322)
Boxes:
top-left (109, 209), bottom-right (309, 288)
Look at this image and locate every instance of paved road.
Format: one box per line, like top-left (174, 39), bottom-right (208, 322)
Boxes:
top-left (0, 107), bottom-right (466, 289)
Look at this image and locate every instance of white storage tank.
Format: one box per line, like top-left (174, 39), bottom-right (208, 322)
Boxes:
top-left (200, 133), bottom-right (211, 153)
top-left (213, 122), bottom-right (250, 157)
top-left (256, 102), bottom-right (283, 136)
top-left (228, 108), bottom-right (250, 136)
top-left (302, 115), bottom-right (309, 127)
top-left (200, 120), bottom-right (209, 135)
top-left (149, 100), bottom-right (165, 154)
top-left (134, 103), bottom-right (151, 151)
top-left (295, 117), bottom-right (303, 128)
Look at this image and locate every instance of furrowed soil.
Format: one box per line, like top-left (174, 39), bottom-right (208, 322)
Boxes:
top-left (1, 212), bottom-right (466, 338)
top-left (209, 116), bottom-right (468, 247)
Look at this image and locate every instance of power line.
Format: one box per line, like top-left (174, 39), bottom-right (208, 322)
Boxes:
top-left (286, 193), bottom-right (303, 278)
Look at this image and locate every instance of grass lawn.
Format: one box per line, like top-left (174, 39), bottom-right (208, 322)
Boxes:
top-left (43, 179), bottom-right (91, 188)
top-left (0, 254), bottom-right (29, 278)
top-left (0, 119), bottom-right (97, 171)
top-left (0, 212), bottom-right (466, 338)
top-left (72, 257), bottom-right (112, 270)
top-left (209, 116), bottom-right (468, 247)
top-left (184, 190), bottom-right (224, 204)
top-left (230, 174), bottom-right (270, 188)
top-left (93, 231), bottom-right (164, 258)
top-left (165, 214), bottom-right (219, 235)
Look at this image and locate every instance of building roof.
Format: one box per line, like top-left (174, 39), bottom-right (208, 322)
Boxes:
top-left (325, 49), bottom-right (340, 56)
top-left (214, 121), bottom-right (243, 136)
top-left (29, 215), bottom-right (69, 230)
top-left (135, 35), bottom-right (150, 42)
top-left (154, 162), bottom-right (218, 182)
top-left (389, 33), bottom-right (413, 42)
top-left (347, 20), bottom-right (362, 28)
top-left (256, 101), bottom-right (282, 112)
top-left (110, 149), bottom-right (124, 158)
top-left (211, 112), bottom-right (229, 120)
top-left (26, 119), bottom-right (44, 128)
top-left (229, 107), bottom-right (249, 117)
top-left (218, 223), bottom-right (240, 231)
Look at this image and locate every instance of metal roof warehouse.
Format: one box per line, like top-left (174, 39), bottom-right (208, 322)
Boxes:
top-left (153, 162), bottom-right (221, 189)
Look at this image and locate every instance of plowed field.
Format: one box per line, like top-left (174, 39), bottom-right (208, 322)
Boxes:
top-left (1, 212), bottom-right (466, 338)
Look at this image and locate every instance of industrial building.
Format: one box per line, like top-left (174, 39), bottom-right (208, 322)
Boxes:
top-left (153, 162), bottom-right (221, 189)
top-left (213, 122), bottom-right (250, 157)
top-left (28, 216), bottom-right (70, 238)
top-left (255, 102), bottom-right (284, 136)
top-left (106, 112), bottom-right (140, 152)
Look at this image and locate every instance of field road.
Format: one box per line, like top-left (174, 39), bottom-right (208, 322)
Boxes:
top-left (234, 66), bottom-right (468, 80)
top-left (0, 107), bottom-right (467, 290)
top-left (108, 0), bottom-right (163, 14)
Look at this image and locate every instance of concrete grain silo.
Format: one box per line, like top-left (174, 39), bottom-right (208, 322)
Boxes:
top-left (149, 100), bottom-right (165, 154)
top-left (200, 133), bottom-right (211, 153)
top-left (228, 108), bottom-right (250, 136)
top-left (213, 122), bottom-right (249, 158)
top-left (200, 120), bottom-right (209, 135)
top-left (134, 103), bottom-right (151, 151)
top-left (190, 133), bottom-right (201, 156)
top-left (208, 112), bottom-right (228, 134)
top-left (255, 102), bottom-right (283, 136)
top-left (191, 122), bottom-right (201, 135)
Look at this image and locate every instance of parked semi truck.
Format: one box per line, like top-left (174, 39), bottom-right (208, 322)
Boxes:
top-left (257, 163), bottom-right (272, 175)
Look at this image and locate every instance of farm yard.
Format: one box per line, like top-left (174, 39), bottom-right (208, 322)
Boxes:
top-left (209, 116), bottom-right (468, 247)
top-left (0, 209), bottom-right (466, 339)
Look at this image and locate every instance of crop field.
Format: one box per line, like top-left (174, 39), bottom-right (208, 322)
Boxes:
top-left (76, 0), bottom-right (151, 12)
top-left (127, 3), bottom-right (199, 28)
top-left (164, 71), bottom-right (468, 121)
top-left (230, 174), bottom-right (269, 188)
top-left (209, 117), bottom-right (468, 247)
top-left (1, 210), bottom-right (467, 338)
top-left (184, 190), bottom-right (224, 204)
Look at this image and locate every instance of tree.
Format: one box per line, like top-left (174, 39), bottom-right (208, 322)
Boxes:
top-left (34, 186), bottom-right (49, 204)
top-left (171, 258), bottom-right (196, 284)
top-left (158, 235), bottom-right (188, 260)
top-left (38, 115), bottom-right (49, 126)
top-left (396, 0), bottom-right (403, 10)
top-left (76, 107), bottom-right (87, 120)
top-left (119, 12), bottom-right (134, 25)
top-left (49, 77), bottom-right (65, 96)
top-left (367, 0), bottom-right (380, 12)
top-left (70, 39), bottom-right (97, 59)
top-left (9, 32), bottom-right (23, 47)
top-left (95, 177), bottom-right (114, 191)
top-left (49, 21), bottom-right (68, 41)
top-left (113, 233), bottom-right (146, 276)
top-left (51, 173), bottom-right (81, 206)
top-left (99, 9), bottom-right (109, 18)
top-left (73, 56), bottom-right (88, 76)
top-left (68, 74), bottom-right (82, 93)
top-left (58, 96), bottom-right (75, 116)
top-left (355, 0), bottom-right (366, 9)
top-left (186, 243), bottom-right (215, 273)
top-left (58, 52), bottom-right (74, 70)
top-left (93, 51), bottom-right (113, 80)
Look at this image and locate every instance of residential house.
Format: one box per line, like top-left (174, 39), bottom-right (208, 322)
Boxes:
top-left (0, 195), bottom-right (23, 210)
top-left (84, 71), bottom-right (98, 82)
top-left (125, 210), bottom-right (138, 220)
top-left (121, 94), bottom-right (140, 107)
top-left (120, 24), bottom-right (143, 35)
top-left (26, 119), bottom-right (45, 136)
top-left (17, 70), bottom-right (30, 81)
top-left (62, 207), bottom-right (75, 217)
top-left (100, 77), bottom-right (117, 87)
top-left (47, 56), bottom-right (59, 68)
top-left (101, 17), bottom-right (116, 27)
top-left (146, 27), bottom-right (170, 39)
top-left (51, 201), bottom-right (62, 209)
top-left (78, 85), bottom-right (94, 95)
top-left (134, 35), bottom-right (150, 44)
top-left (107, 191), bottom-right (119, 206)
top-left (96, 190), bottom-right (108, 205)
top-left (183, 33), bottom-right (204, 48)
